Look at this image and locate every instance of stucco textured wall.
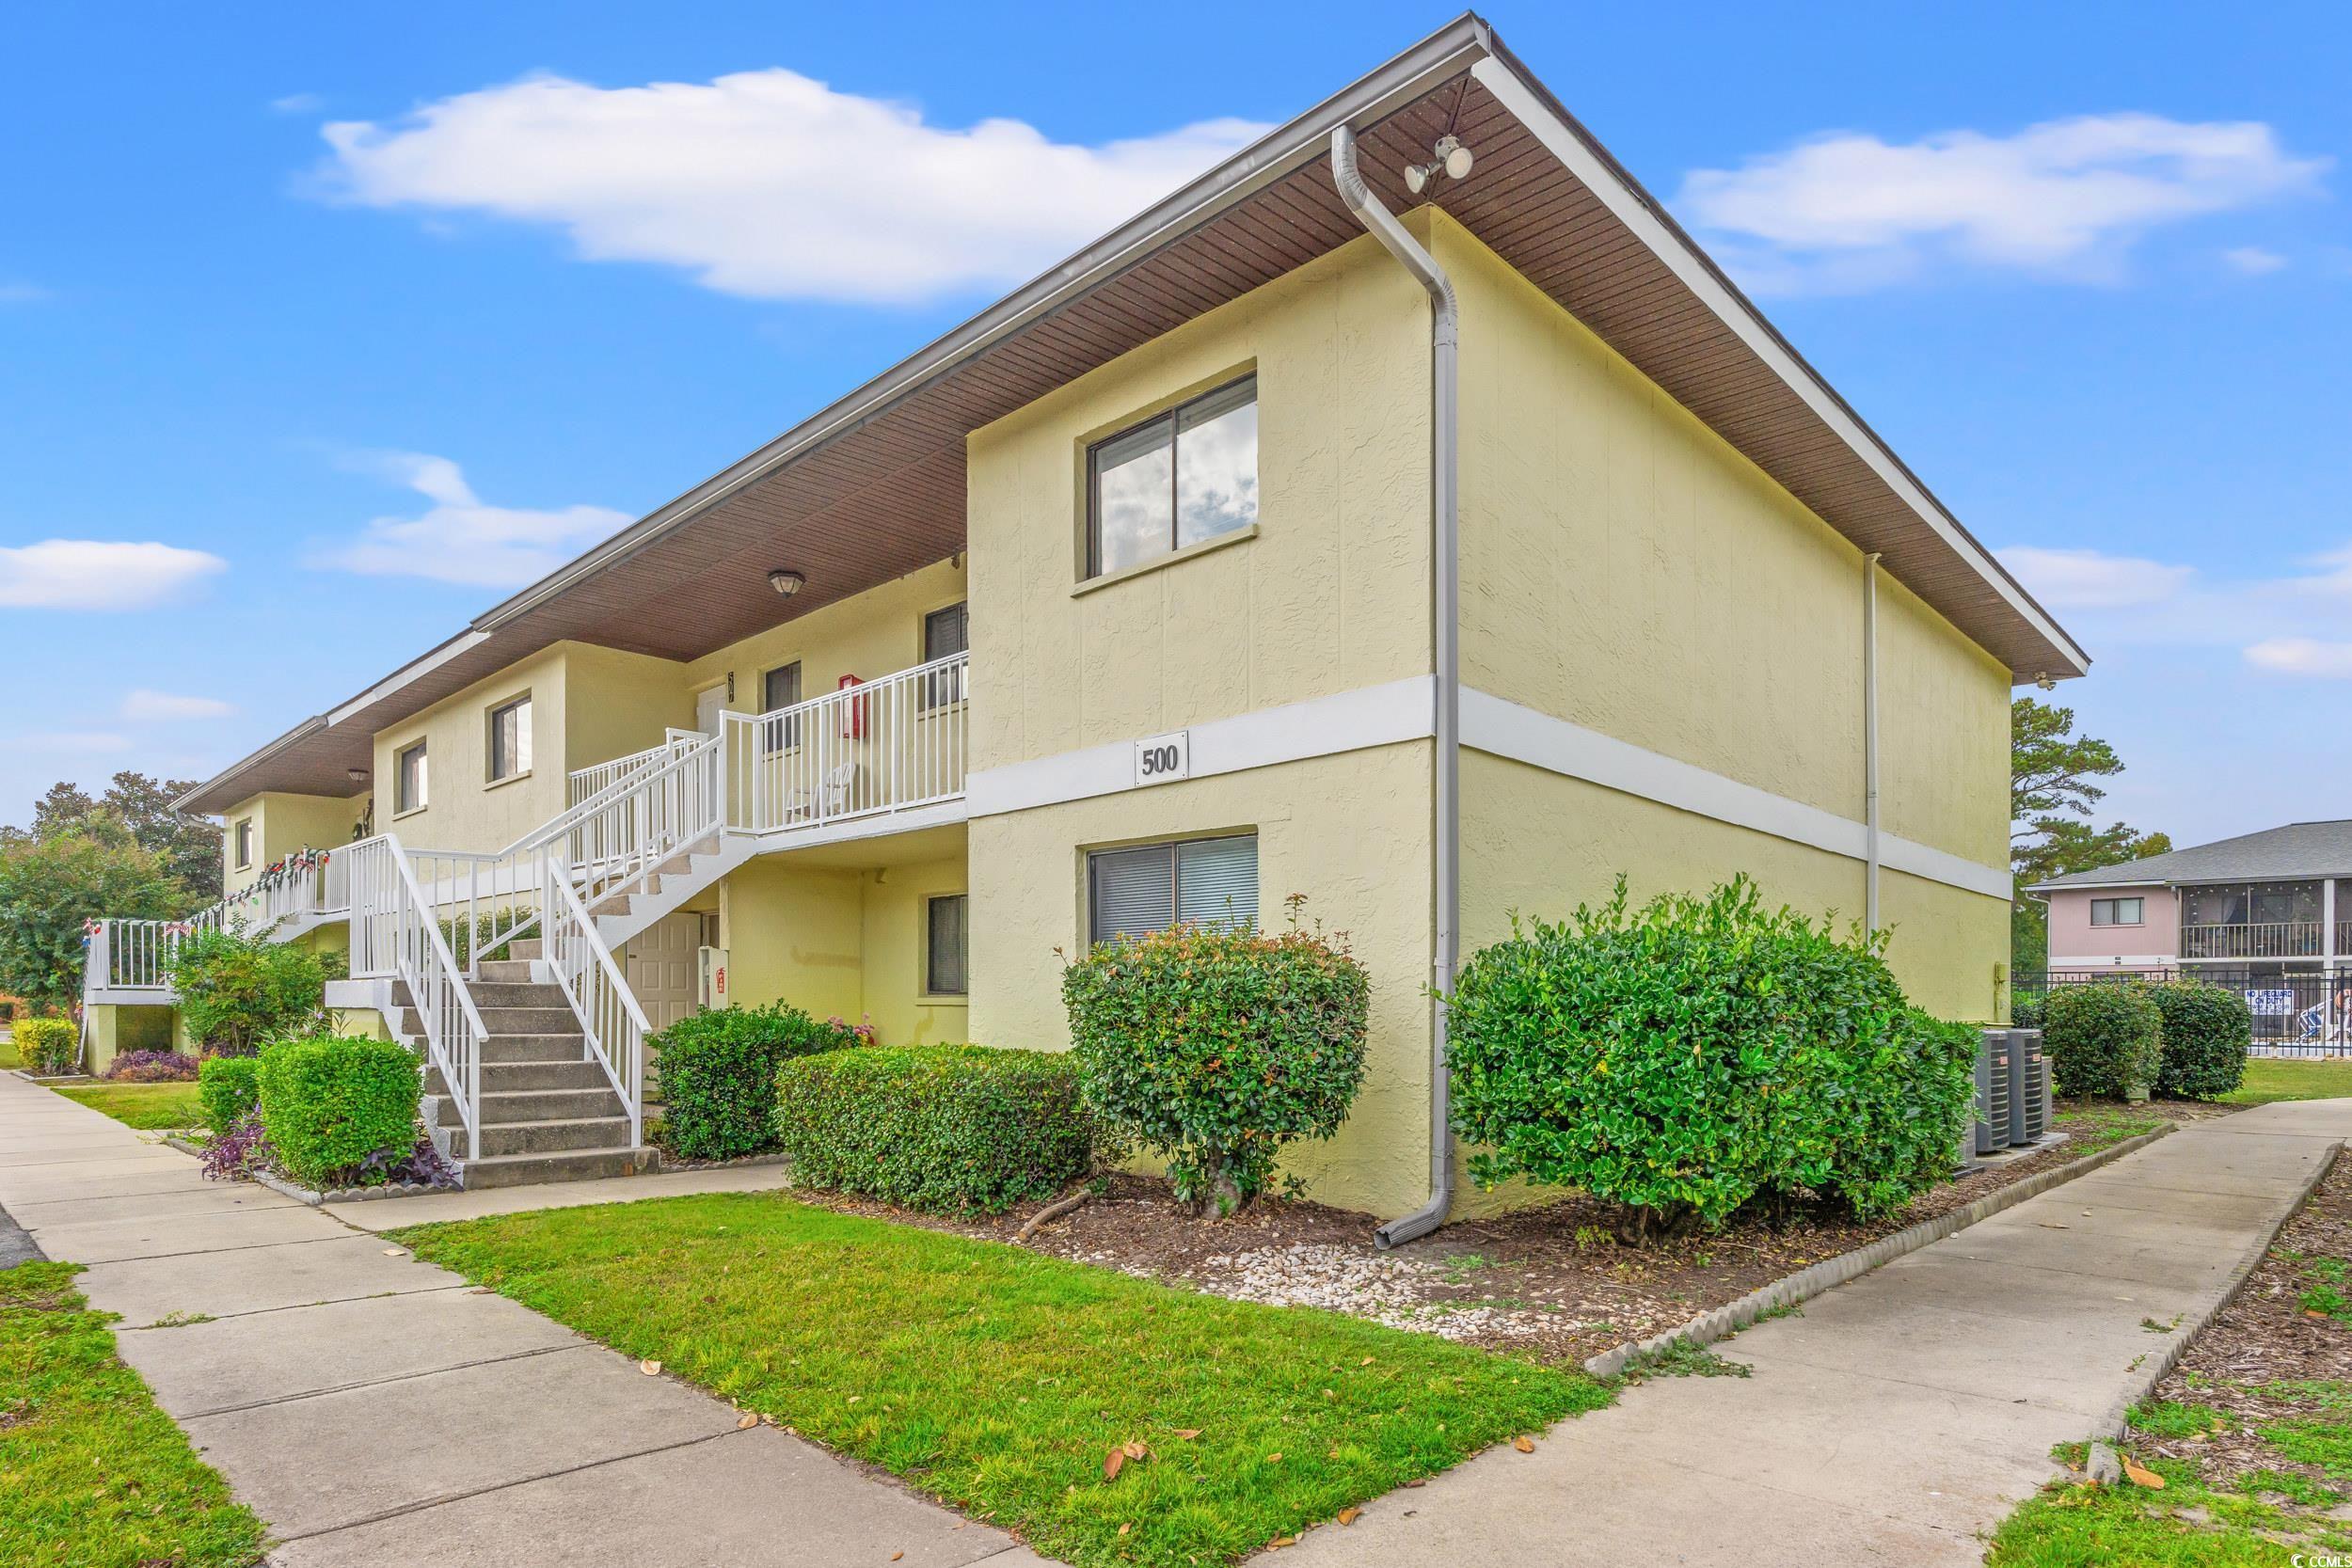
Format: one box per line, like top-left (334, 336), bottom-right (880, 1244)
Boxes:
top-left (371, 643), bottom-right (573, 853)
top-left (968, 742), bottom-right (1438, 1218)
top-left (716, 847), bottom-right (972, 1046)
top-left (965, 229), bottom-right (1433, 775)
top-left (1874, 571), bottom-right (2012, 866)
top-left (682, 558), bottom-right (969, 721)
top-left (561, 643), bottom-right (693, 779)
top-left (220, 790), bottom-right (369, 894)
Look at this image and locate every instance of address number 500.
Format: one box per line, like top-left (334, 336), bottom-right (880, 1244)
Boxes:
top-left (1133, 731), bottom-right (1191, 785)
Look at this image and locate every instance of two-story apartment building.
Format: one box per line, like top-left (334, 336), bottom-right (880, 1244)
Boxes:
top-left (86, 17), bottom-right (2083, 1229)
top-left (2029, 819), bottom-right (2352, 1048)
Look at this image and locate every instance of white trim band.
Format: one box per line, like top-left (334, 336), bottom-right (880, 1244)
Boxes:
top-left (966, 678), bottom-right (2010, 902)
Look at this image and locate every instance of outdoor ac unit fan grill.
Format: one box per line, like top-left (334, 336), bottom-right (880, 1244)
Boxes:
top-left (1969, 1028), bottom-right (2048, 1159)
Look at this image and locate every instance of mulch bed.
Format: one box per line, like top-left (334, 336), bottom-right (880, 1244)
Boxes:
top-left (2132, 1155), bottom-right (2352, 1489)
top-left (794, 1097), bottom-right (2239, 1368)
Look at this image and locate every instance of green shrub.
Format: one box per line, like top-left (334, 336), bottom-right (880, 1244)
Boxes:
top-left (774, 1046), bottom-right (1092, 1215)
top-left (198, 1053), bottom-right (263, 1134)
top-left (257, 1034), bottom-right (420, 1186)
top-left (2042, 981), bottom-right (2164, 1099)
top-left (165, 927), bottom-right (325, 1055)
top-left (2149, 980), bottom-right (2251, 1101)
top-left (651, 1002), bottom-right (858, 1161)
top-left (14, 1017), bottom-right (79, 1075)
top-left (2011, 993), bottom-right (2045, 1033)
top-left (1445, 876), bottom-right (1978, 1243)
top-left (1062, 917), bottom-right (1370, 1214)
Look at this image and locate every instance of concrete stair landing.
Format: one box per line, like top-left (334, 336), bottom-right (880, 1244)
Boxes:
top-left (401, 942), bottom-right (655, 1191)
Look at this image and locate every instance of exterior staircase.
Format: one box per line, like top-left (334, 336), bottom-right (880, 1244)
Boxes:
top-left (400, 939), bottom-right (656, 1189)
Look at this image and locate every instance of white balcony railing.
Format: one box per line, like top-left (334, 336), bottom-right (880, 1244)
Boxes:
top-left (2181, 921), bottom-right (2325, 960)
top-left (721, 650), bottom-right (969, 836)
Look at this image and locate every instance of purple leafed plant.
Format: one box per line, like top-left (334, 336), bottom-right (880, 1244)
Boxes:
top-left (347, 1131), bottom-right (460, 1191)
top-left (103, 1049), bottom-right (201, 1083)
top-left (200, 1111), bottom-right (278, 1181)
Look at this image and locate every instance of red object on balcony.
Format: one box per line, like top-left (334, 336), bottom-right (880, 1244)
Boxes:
top-left (837, 673), bottom-right (866, 738)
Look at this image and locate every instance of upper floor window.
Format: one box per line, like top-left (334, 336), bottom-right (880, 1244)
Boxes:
top-left (1087, 375), bottom-right (1258, 578)
top-left (486, 696), bottom-right (532, 783)
top-left (2090, 896), bottom-right (2144, 927)
top-left (922, 601), bottom-right (968, 708)
top-left (760, 661), bottom-right (803, 750)
top-left (233, 817), bottom-right (253, 869)
top-left (395, 739), bottom-right (428, 815)
top-left (1088, 832), bottom-right (1258, 944)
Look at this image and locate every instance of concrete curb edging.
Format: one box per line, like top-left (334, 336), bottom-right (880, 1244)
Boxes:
top-left (2084, 1139), bottom-right (2343, 1486)
top-left (1582, 1125), bottom-right (2179, 1380)
top-left (153, 1137), bottom-right (453, 1205)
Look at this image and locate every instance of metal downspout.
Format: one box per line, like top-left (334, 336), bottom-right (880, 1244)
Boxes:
top-left (1330, 126), bottom-right (1460, 1250)
top-left (1864, 553), bottom-right (1883, 933)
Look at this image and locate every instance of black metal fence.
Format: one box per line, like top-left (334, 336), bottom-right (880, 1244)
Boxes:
top-left (2016, 966), bottom-right (2352, 1057)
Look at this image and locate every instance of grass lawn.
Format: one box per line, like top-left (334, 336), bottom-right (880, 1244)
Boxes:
top-left (395, 1193), bottom-right (1610, 1566)
top-left (2050, 1103), bottom-right (2167, 1156)
top-left (0, 1035), bottom-right (19, 1069)
top-left (2227, 1057), bottom-right (2352, 1106)
top-left (1986, 1446), bottom-right (2344, 1566)
top-left (0, 1262), bottom-right (266, 1567)
top-left (51, 1082), bottom-right (202, 1131)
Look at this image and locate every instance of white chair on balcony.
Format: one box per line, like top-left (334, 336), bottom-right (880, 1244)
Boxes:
top-left (783, 763), bottom-right (859, 824)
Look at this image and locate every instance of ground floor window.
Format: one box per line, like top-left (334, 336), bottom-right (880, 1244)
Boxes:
top-left (926, 893), bottom-right (968, 996)
top-left (1088, 832), bottom-right (1258, 944)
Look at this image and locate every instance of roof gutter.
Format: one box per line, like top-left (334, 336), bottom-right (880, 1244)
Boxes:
top-left (1330, 125), bottom-right (1460, 1251)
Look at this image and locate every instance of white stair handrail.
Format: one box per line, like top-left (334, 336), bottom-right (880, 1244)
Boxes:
top-left (540, 858), bottom-right (647, 1149)
top-left (345, 834), bottom-right (488, 1154)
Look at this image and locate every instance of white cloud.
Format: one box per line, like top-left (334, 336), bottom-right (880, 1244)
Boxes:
top-left (120, 690), bottom-right (236, 721)
top-left (2222, 245), bottom-right (2288, 275)
top-left (2000, 546), bottom-right (2195, 610)
top-left (312, 69), bottom-right (1270, 303)
top-left (309, 451), bottom-right (630, 588)
top-left (270, 92), bottom-right (324, 116)
top-left (0, 540), bottom-right (226, 610)
top-left (2246, 638), bottom-right (2352, 678)
top-left (1680, 114), bottom-right (2328, 293)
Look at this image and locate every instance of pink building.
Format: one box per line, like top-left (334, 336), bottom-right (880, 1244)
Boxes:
top-left (2028, 819), bottom-right (2352, 1045)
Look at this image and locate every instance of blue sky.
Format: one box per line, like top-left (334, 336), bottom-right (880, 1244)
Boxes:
top-left (3, 2), bottom-right (2346, 849)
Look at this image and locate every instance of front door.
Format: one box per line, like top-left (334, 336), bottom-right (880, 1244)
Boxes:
top-left (626, 912), bottom-right (703, 1033)
top-left (694, 682), bottom-right (725, 736)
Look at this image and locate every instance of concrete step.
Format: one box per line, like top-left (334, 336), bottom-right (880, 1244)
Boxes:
top-left (477, 958), bottom-right (538, 984)
top-left (477, 1006), bottom-right (580, 1036)
top-left (466, 979), bottom-right (570, 1008)
top-left (475, 1116), bottom-right (635, 1158)
top-left (479, 1033), bottom-right (589, 1065)
top-left (479, 1058), bottom-right (610, 1093)
top-left (506, 938), bottom-right (543, 960)
top-left (459, 1145), bottom-right (656, 1190)
top-left (429, 1087), bottom-right (624, 1127)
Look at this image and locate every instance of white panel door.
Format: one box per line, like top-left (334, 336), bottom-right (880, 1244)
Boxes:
top-left (626, 912), bottom-right (703, 1033)
top-left (694, 683), bottom-right (725, 736)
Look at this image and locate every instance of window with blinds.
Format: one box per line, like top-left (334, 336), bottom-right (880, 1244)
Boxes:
top-left (1088, 833), bottom-right (1259, 944)
top-left (761, 661), bottom-right (803, 750)
top-left (486, 695), bottom-right (532, 782)
top-left (922, 602), bottom-right (968, 708)
top-left (926, 894), bottom-right (969, 995)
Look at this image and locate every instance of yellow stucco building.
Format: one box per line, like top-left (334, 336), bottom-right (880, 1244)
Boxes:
top-left (91, 18), bottom-right (2082, 1222)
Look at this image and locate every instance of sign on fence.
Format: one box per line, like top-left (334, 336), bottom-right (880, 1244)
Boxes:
top-left (2246, 989), bottom-right (2296, 1015)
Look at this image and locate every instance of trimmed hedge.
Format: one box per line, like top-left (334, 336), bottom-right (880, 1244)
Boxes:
top-left (774, 1046), bottom-right (1091, 1215)
top-left (13, 1017), bottom-right (78, 1075)
top-left (2151, 979), bottom-right (2252, 1101)
top-left (1445, 876), bottom-right (1978, 1242)
top-left (2010, 994), bottom-right (2045, 1033)
top-left (257, 1034), bottom-right (420, 1186)
top-left (1063, 922), bottom-right (1370, 1214)
top-left (651, 1002), bottom-right (859, 1161)
top-left (2042, 981), bottom-right (2164, 1099)
top-left (198, 1054), bottom-right (263, 1135)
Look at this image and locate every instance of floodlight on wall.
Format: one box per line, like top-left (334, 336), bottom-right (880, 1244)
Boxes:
top-left (1403, 135), bottom-right (1474, 195)
top-left (768, 569), bottom-right (805, 598)
top-left (345, 768), bottom-right (369, 784)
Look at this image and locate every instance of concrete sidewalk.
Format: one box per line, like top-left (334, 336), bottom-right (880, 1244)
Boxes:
top-left (0, 1074), bottom-right (1045, 1567)
top-left (1279, 1098), bottom-right (2350, 1567)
